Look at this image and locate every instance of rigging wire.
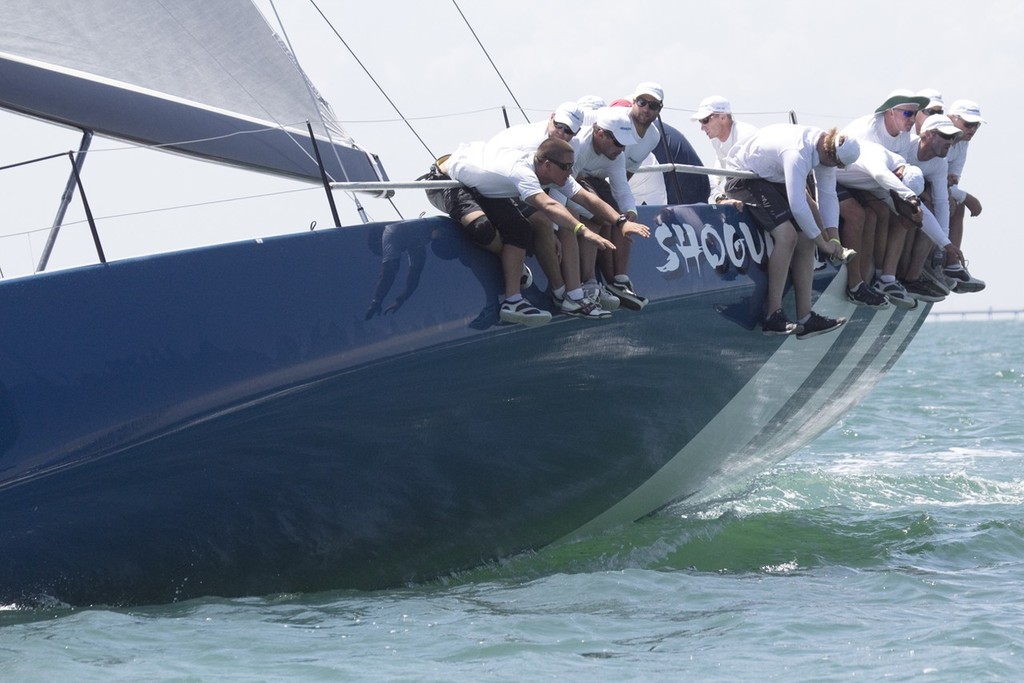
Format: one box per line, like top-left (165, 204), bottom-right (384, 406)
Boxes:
top-left (306, 0), bottom-right (436, 162)
top-left (450, 0), bottom-right (529, 124)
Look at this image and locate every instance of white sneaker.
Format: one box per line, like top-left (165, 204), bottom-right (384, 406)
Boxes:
top-left (584, 282), bottom-right (620, 311)
top-left (561, 295), bottom-right (611, 320)
top-left (499, 298), bottom-right (551, 326)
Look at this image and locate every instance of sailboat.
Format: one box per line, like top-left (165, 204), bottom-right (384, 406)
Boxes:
top-left (0, 1), bottom-right (930, 606)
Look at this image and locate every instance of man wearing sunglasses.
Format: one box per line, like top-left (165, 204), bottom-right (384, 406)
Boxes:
top-left (590, 82), bottom-right (665, 310)
top-left (942, 99), bottom-right (987, 293)
top-left (843, 89), bottom-right (930, 307)
top-left (899, 115), bottom-right (969, 302)
top-left (691, 95), bottom-right (759, 207)
top-left (425, 137), bottom-right (649, 325)
top-left (487, 100), bottom-right (586, 304)
top-left (559, 106), bottom-right (641, 312)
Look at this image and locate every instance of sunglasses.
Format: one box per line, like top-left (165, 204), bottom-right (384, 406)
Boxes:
top-left (553, 123), bottom-right (576, 137)
top-left (935, 130), bottom-right (960, 141)
top-left (961, 120), bottom-right (981, 130)
top-left (922, 108), bottom-right (944, 116)
top-left (544, 157), bottom-right (574, 172)
top-left (635, 98), bottom-right (662, 111)
top-left (895, 109), bottom-right (917, 119)
top-left (698, 114), bottom-right (714, 125)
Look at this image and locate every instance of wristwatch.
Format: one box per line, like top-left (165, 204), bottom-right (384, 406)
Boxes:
top-left (614, 214), bottom-right (628, 228)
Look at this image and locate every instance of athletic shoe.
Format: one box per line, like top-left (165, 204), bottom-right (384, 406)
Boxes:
top-left (944, 265), bottom-right (986, 293)
top-left (605, 277), bottom-right (649, 310)
top-left (499, 298), bottom-right (552, 326)
top-left (762, 308), bottom-right (797, 336)
top-left (873, 279), bottom-right (917, 310)
top-left (921, 265), bottom-right (953, 295)
top-left (584, 281), bottom-right (621, 311)
top-left (520, 264), bottom-right (533, 290)
top-left (903, 278), bottom-right (946, 303)
top-left (560, 295), bottom-right (611, 320)
top-left (846, 282), bottom-right (890, 308)
top-left (796, 311), bottom-right (847, 340)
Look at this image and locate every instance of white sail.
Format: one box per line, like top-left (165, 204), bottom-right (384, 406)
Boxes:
top-left (0, 0), bottom-right (386, 183)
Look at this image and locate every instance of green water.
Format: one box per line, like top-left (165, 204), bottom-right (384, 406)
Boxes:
top-left (3, 320), bottom-right (1022, 681)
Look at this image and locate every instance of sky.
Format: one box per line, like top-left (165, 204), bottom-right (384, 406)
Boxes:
top-left (1, 0), bottom-right (1020, 314)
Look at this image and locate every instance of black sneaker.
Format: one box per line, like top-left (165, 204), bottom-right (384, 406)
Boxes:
top-left (904, 278), bottom-right (946, 302)
top-left (605, 277), bottom-right (649, 310)
top-left (796, 311), bottom-right (847, 340)
top-left (762, 308), bottom-right (797, 336)
top-left (944, 265), bottom-right (986, 293)
top-left (846, 282), bottom-right (890, 308)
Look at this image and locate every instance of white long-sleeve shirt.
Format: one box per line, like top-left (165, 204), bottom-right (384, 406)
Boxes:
top-left (835, 140), bottom-right (918, 206)
top-left (904, 135), bottom-right (951, 245)
top-left (725, 124), bottom-right (837, 238)
top-left (708, 119), bottom-right (758, 202)
top-left (843, 113), bottom-right (914, 158)
top-left (946, 140), bottom-right (970, 204)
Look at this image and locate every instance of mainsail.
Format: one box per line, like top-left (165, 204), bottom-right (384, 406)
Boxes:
top-left (0, 0), bottom-right (386, 184)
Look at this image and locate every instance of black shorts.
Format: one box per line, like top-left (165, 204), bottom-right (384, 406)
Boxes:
top-left (425, 174), bottom-right (533, 250)
top-left (723, 177), bottom-right (792, 232)
top-left (580, 176), bottom-right (618, 211)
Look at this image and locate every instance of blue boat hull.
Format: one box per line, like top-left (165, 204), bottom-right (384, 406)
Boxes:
top-left (0, 204), bottom-right (928, 605)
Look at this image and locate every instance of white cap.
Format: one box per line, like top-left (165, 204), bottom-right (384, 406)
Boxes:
top-left (595, 107), bottom-right (640, 146)
top-left (631, 81), bottom-right (664, 103)
top-left (691, 95), bottom-right (731, 120)
top-left (576, 95), bottom-right (606, 111)
top-left (835, 136), bottom-right (861, 166)
top-left (916, 88), bottom-right (944, 111)
top-left (899, 164), bottom-right (925, 196)
top-left (553, 101), bottom-right (584, 134)
top-left (947, 99), bottom-right (987, 124)
top-left (920, 114), bottom-right (961, 136)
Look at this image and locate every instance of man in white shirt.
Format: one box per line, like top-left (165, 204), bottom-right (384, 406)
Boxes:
top-left (899, 115), bottom-right (968, 302)
top-left (692, 95), bottom-right (759, 206)
top-left (425, 137), bottom-right (649, 325)
top-left (843, 90), bottom-right (930, 306)
top-left (563, 106), bottom-right (640, 311)
top-left (724, 125), bottom-right (855, 339)
top-left (943, 99), bottom-right (987, 292)
top-left (605, 82), bottom-right (665, 309)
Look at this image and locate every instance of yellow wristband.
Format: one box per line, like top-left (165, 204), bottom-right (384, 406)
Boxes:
top-left (829, 238), bottom-right (842, 245)
top-left (573, 222), bottom-right (585, 235)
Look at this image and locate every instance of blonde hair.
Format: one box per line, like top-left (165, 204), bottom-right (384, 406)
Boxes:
top-left (821, 127), bottom-right (846, 156)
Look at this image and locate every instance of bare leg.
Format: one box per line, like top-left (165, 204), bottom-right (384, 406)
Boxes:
top-left (838, 198), bottom-right (865, 288)
top-left (500, 244), bottom-right (525, 300)
top-left (904, 229), bottom-right (935, 282)
top-left (765, 221), bottom-right (798, 316)
top-left (530, 214), bottom-right (563, 292)
top-left (557, 226), bottom-right (582, 291)
top-left (791, 233), bottom-right (816, 320)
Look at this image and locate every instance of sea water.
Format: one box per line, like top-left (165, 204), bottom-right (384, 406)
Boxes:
top-left (2, 319), bottom-right (1022, 682)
